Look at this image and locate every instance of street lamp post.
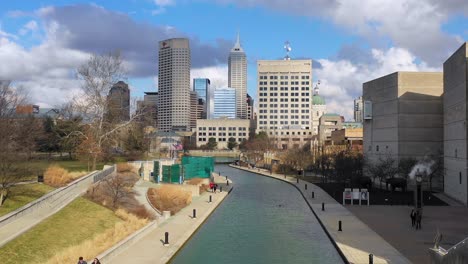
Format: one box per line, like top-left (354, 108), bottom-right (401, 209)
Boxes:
top-left (414, 168), bottom-right (423, 212)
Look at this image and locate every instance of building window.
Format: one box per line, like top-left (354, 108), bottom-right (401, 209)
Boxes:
top-left (455, 149), bottom-right (458, 158)
top-left (376, 145), bottom-right (379, 152)
top-left (460, 172), bottom-right (462, 184)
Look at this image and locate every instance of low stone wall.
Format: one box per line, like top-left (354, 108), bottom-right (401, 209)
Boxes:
top-left (0, 165), bottom-right (116, 247)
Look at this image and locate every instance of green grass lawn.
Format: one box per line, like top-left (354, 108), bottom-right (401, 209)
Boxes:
top-left (0, 197), bottom-right (121, 264)
top-left (0, 184), bottom-right (55, 217)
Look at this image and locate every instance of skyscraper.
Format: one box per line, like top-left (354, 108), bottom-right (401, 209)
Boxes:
top-left (107, 81), bottom-right (130, 122)
top-left (213, 87), bottom-right (236, 119)
top-left (257, 59), bottom-right (313, 149)
top-left (228, 33), bottom-right (247, 119)
top-left (157, 38), bottom-right (191, 132)
top-left (354, 96), bottom-right (363, 123)
top-left (193, 78), bottom-right (211, 119)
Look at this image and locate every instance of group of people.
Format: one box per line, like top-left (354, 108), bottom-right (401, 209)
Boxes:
top-left (209, 182), bottom-right (219, 193)
top-left (78, 256), bottom-right (101, 264)
top-left (410, 209), bottom-right (422, 230)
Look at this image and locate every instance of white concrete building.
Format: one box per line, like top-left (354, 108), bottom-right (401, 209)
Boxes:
top-left (228, 33), bottom-right (247, 119)
top-left (157, 38), bottom-right (191, 132)
top-left (196, 118), bottom-right (250, 149)
top-left (256, 59), bottom-right (314, 149)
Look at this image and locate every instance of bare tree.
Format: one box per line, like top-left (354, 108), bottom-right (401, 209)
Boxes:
top-left (70, 52), bottom-right (141, 170)
top-left (0, 82), bottom-right (33, 206)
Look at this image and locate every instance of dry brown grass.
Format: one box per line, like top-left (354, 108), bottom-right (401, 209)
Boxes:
top-left (185, 178), bottom-right (204, 185)
top-left (45, 209), bottom-right (148, 264)
top-left (44, 165), bottom-right (86, 187)
top-left (116, 163), bottom-right (134, 173)
top-left (147, 185), bottom-right (192, 215)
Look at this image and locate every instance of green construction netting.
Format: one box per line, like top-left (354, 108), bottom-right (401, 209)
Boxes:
top-left (153, 161), bottom-right (159, 182)
top-left (161, 164), bottom-right (181, 183)
top-left (181, 156), bottom-right (214, 179)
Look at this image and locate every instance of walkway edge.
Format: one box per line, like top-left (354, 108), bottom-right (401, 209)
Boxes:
top-left (229, 165), bottom-right (350, 264)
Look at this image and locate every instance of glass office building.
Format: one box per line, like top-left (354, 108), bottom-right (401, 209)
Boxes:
top-left (213, 87), bottom-right (236, 119)
top-left (193, 78), bottom-right (211, 119)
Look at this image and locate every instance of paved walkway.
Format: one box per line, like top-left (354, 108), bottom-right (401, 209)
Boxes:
top-left (109, 177), bottom-right (231, 264)
top-left (133, 179), bottom-right (162, 217)
top-left (232, 165), bottom-right (411, 264)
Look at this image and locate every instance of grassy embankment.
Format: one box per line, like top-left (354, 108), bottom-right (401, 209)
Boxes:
top-left (0, 197), bottom-right (147, 264)
top-left (0, 184), bottom-right (55, 217)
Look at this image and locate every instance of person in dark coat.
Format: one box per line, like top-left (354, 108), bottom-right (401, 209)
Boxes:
top-left (410, 209), bottom-right (416, 227)
top-left (214, 184), bottom-right (218, 193)
top-left (78, 257), bottom-right (87, 264)
top-left (91, 258), bottom-right (101, 264)
top-left (416, 211), bottom-right (422, 230)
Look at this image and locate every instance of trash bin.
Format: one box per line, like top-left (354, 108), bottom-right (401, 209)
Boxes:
top-left (38, 174), bottom-right (44, 182)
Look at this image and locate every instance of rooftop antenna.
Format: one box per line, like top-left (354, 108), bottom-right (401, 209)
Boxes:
top-left (284, 41), bottom-right (292, 60)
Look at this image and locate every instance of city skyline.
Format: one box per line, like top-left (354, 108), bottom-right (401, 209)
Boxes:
top-left (2, 1), bottom-right (468, 119)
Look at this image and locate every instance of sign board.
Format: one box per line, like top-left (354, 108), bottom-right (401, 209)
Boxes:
top-left (360, 189), bottom-right (369, 206)
top-left (343, 188), bottom-right (370, 206)
top-left (352, 188), bottom-right (360, 200)
top-left (363, 101), bottom-right (372, 120)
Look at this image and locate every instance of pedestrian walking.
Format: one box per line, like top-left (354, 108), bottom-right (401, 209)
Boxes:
top-left (416, 211), bottom-right (422, 230)
top-left (209, 182), bottom-right (214, 192)
top-left (410, 209), bottom-right (416, 227)
top-left (91, 258), bottom-right (101, 264)
top-left (77, 257), bottom-right (87, 264)
top-left (214, 184), bottom-right (218, 193)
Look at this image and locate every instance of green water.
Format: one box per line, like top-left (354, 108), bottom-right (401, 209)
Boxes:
top-left (170, 165), bottom-right (344, 264)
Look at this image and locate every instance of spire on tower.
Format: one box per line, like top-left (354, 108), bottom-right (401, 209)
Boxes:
top-left (232, 31), bottom-right (242, 51)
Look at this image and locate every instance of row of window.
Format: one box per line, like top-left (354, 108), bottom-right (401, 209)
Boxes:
top-left (258, 115), bottom-right (310, 119)
top-left (259, 109), bottom-right (310, 113)
top-left (259, 98), bottom-right (310, 102)
top-left (199, 137), bottom-right (246, 142)
top-left (198, 127), bottom-right (247, 131)
top-left (259, 87), bottom-right (310, 91)
top-left (259, 121), bottom-right (310, 125)
top-left (199, 132), bottom-right (247, 137)
top-left (259, 92), bottom-right (310, 97)
top-left (258, 75), bottom-right (310, 80)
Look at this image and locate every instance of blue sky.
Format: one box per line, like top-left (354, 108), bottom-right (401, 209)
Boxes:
top-left (1, 0), bottom-right (468, 119)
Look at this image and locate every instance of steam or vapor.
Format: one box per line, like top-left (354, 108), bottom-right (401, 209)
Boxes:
top-left (408, 160), bottom-right (434, 180)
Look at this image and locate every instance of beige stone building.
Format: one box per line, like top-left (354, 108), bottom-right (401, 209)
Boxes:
top-left (444, 42), bottom-right (468, 205)
top-left (256, 59), bottom-right (314, 149)
top-left (363, 71), bottom-right (443, 171)
top-left (195, 118), bottom-right (250, 149)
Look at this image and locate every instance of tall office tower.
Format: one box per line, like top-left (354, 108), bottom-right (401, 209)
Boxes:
top-left (157, 38), bottom-right (191, 132)
top-left (107, 81), bottom-right (130, 122)
top-left (213, 87), bottom-right (236, 119)
top-left (257, 59), bottom-right (313, 149)
top-left (311, 83), bottom-right (327, 135)
top-left (136, 92), bottom-right (158, 127)
top-left (246, 94), bottom-right (254, 120)
top-left (354, 96), bottom-right (364, 123)
top-left (228, 33), bottom-right (247, 119)
top-left (189, 91), bottom-right (199, 129)
top-left (193, 78), bottom-right (211, 119)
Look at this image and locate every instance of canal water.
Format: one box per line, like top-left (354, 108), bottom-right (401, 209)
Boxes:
top-left (170, 165), bottom-right (343, 264)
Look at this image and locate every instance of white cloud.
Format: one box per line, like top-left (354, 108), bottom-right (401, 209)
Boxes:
top-left (191, 65), bottom-right (228, 89)
top-left (154, 0), bottom-right (175, 7)
top-left (19, 20), bottom-right (39, 35)
top-left (315, 46), bottom-right (439, 120)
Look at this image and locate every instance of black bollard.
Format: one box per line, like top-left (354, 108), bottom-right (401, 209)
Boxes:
top-left (305, 184), bottom-right (308, 190)
top-left (322, 202), bottom-right (325, 211)
top-left (164, 232), bottom-right (169, 245)
top-left (225, 175), bottom-right (228, 181)
top-left (227, 180), bottom-right (229, 186)
top-left (296, 177), bottom-right (299, 183)
top-left (338, 220), bottom-right (342, 231)
top-left (209, 195), bottom-right (212, 203)
top-left (220, 186), bottom-right (223, 192)
top-left (193, 209), bottom-right (196, 219)
top-left (312, 192), bottom-right (315, 199)
top-left (369, 254), bottom-right (373, 264)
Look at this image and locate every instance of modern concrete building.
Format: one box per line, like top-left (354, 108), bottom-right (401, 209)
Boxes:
top-left (157, 38), bottom-right (191, 132)
top-left (354, 96), bottom-right (364, 123)
top-left (193, 78), bottom-right (211, 119)
top-left (107, 81), bottom-right (130, 122)
top-left (190, 91), bottom-right (199, 130)
top-left (213, 87), bottom-right (236, 119)
top-left (444, 42), bottom-right (468, 205)
top-left (318, 113), bottom-right (343, 142)
top-left (363, 71), bottom-right (443, 170)
top-left (312, 83), bottom-right (327, 135)
top-left (257, 59), bottom-right (313, 149)
top-left (246, 93), bottom-right (254, 120)
top-left (228, 33), bottom-right (247, 119)
top-left (195, 118), bottom-right (250, 149)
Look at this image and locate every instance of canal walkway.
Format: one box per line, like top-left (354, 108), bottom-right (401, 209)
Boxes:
top-left (109, 175), bottom-right (232, 264)
top-left (231, 165), bottom-right (411, 264)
